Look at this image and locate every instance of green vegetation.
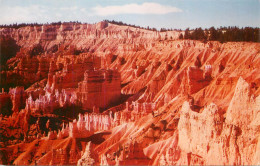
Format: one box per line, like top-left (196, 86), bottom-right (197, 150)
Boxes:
top-left (0, 21), bottom-right (82, 29)
top-left (182, 26), bottom-right (259, 43)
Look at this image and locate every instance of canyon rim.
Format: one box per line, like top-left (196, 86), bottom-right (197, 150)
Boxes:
top-left (0, 0), bottom-right (259, 165)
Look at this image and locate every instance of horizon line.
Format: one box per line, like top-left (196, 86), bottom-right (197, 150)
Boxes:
top-left (0, 20), bottom-right (259, 31)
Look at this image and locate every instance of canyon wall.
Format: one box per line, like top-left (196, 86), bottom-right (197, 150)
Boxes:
top-left (77, 69), bottom-right (121, 110)
top-left (0, 22), bottom-right (259, 165)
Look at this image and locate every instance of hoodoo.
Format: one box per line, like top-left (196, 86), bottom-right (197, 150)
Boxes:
top-left (77, 69), bottom-right (121, 110)
top-left (0, 20), bottom-right (259, 165)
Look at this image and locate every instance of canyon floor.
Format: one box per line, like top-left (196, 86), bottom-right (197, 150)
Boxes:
top-left (0, 21), bottom-right (259, 165)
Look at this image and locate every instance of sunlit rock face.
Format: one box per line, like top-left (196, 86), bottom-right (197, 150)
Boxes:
top-left (25, 68), bottom-right (120, 114)
top-left (56, 113), bottom-right (113, 139)
top-left (9, 87), bottom-right (27, 112)
top-left (0, 21), bottom-right (181, 53)
top-left (77, 69), bottom-right (121, 110)
top-left (0, 21), bottom-right (259, 165)
top-left (176, 77), bottom-right (259, 165)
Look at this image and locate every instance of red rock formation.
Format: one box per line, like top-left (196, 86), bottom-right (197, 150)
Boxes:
top-left (25, 88), bottom-right (77, 114)
top-left (185, 66), bottom-right (211, 94)
top-left (9, 87), bottom-right (27, 112)
top-left (46, 54), bottom-right (101, 90)
top-left (0, 88), bottom-right (11, 114)
top-left (57, 113), bottom-right (113, 139)
top-left (77, 69), bottom-right (121, 110)
top-left (175, 77), bottom-right (259, 165)
top-left (226, 77), bottom-right (259, 127)
top-left (177, 102), bottom-right (223, 161)
top-left (77, 142), bottom-right (98, 165)
top-left (0, 21), bottom-right (181, 53)
top-left (0, 22), bottom-right (259, 166)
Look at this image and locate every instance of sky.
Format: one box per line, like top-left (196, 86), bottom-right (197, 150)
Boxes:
top-left (0, 0), bottom-right (259, 30)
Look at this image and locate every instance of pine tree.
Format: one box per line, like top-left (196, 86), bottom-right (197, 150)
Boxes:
top-left (184, 28), bottom-right (190, 39)
top-left (209, 27), bottom-right (218, 41)
top-left (179, 33), bottom-right (184, 39)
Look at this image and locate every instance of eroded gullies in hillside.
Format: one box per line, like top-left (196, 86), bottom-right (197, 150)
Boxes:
top-left (0, 22), bottom-right (259, 165)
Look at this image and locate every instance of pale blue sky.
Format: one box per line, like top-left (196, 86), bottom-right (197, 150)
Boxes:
top-left (0, 0), bottom-right (259, 29)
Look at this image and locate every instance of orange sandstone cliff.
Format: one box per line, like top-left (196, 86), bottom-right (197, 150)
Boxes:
top-left (0, 21), bottom-right (259, 165)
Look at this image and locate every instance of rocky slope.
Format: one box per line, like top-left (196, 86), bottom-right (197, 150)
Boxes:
top-left (0, 21), bottom-right (259, 165)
